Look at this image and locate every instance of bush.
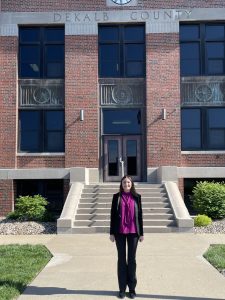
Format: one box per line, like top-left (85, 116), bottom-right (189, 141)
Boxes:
top-left (194, 214), bottom-right (212, 227)
top-left (7, 195), bottom-right (48, 221)
top-left (192, 181), bottom-right (225, 219)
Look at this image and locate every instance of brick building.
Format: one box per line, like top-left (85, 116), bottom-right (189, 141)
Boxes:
top-left (1, 0), bottom-right (225, 218)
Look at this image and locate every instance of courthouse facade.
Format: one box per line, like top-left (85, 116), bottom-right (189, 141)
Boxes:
top-left (1, 0), bottom-right (225, 215)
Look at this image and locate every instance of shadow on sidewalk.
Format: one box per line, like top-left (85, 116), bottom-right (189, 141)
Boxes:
top-left (21, 287), bottom-right (225, 300)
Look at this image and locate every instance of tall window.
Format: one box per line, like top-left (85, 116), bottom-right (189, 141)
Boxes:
top-left (180, 23), bottom-right (225, 76)
top-left (181, 108), bottom-right (225, 150)
top-left (99, 24), bottom-right (145, 77)
top-left (18, 26), bottom-right (65, 153)
top-left (19, 27), bottom-right (64, 78)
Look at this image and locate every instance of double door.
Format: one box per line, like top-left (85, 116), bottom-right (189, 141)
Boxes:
top-left (104, 135), bottom-right (141, 182)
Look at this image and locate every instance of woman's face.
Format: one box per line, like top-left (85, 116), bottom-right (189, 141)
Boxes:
top-left (122, 177), bottom-right (132, 192)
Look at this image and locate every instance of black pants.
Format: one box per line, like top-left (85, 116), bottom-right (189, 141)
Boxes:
top-left (115, 233), bottom-right (139, 292)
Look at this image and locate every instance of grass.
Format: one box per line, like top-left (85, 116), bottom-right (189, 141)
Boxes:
top-left (204, 244), bottom-right (225, 271)
top-left (0, 244), bottom-right (52, 300)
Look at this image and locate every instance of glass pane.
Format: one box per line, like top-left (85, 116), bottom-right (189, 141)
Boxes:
top-left (126, 62), bottom-right (144, 77)
top-left (124, 26), bottom-right (145, 42)
top-left (208, 60), bottom-right (224, 75)
top-left (46, 62), bottom-right (64, 77)
top-left (46, 111), bottom-right (64, 130)
top-left (208, 109), bottom-right (225, 127)
top-left (99, 44), bottom-right (120, 77)
top-left (206, 25), bottom-right (225, 40)
top-left (46, 45), bottom-right (64, 61)
top-left (20, 46), bottom-right (40, 61)
top-left (125, 44), bottom-right (145, 60)
top-left (108, 140), bottom-right (118, 176)
top-left (126, 140), bottom-right (137, 176)
top-left (181, 60), bottom-right (200, 76)
top-left (208, 129), bottom-right (225, 148)
top-left (20, 63), bottom-right (40, 77)
top-left (44, 28), bottom-right (64, 42)
top-left (182, 129), bottom-right (201, 149)
top-left (182, 109), bottom-right (201, 129)
top-left (46, 132), bottom-right (64, 152)
top-left (103, 109), bottom-right (141, 134)
top-left (20, 28), bottom-right (40, 42)
top-left (180, 43), bottom-right (199, 59)
top-left (206, 42), bottom-right (224, 58)
top-left (20, 111), bottom-right (41, 152)
top-left (99, 26), bottom-right (119, 42)
top-left (180, 24), bottom-right (199, 40)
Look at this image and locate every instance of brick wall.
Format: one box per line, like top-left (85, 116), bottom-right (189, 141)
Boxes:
top-left (65, 35), bottom-right (99, 168)
top-left (0, 37), bottom-right (17, 168)
top-left (181, 154), bottom-right (225, 167)
top-left (16, 156), bottom-right (65, 168)
top-left (146, 33), bottom-right (181, 167)
top-left (2, 0), bottom-right (225, 12)
top-left (0, 180), bottom-right (13, 216)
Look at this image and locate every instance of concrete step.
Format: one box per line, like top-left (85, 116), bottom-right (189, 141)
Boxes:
top-left (79, 197), bottom-right (169, 204)
top-left (73, 219), bottom-right (176, 227)
top-left (71, 225), bottom-right (178, 234)
top-left (82, 188), bottom-right (166, 194)
top-left (80, 194), bottom-right (168, 199)
top-left (75, 213), bottom-right (174, 221)
top-left (78, 202), bottom-right (170, 209)
top-left (77, 207), bottom-right (173, 214)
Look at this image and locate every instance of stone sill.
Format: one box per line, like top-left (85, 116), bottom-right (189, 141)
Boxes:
top-left (181, 151), bottom-right (225, 155)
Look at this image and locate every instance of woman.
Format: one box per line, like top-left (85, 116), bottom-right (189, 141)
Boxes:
top-left (110, 175), bottom-right (144, 299)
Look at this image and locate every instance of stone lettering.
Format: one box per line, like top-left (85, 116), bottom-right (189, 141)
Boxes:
top-left (175, 10), bottom-right (183, 19)
top-left (103, 12), bottom-right (109, 21)
top-left (74, 13), bottom-right (81, 22)
top-left (164, 10), bottom-right (172, 19)
top-left (95, 12), bottom-right (101, 21)
top-left (83, 14), bottom-right (91, 22)
top-left (185, 10), bottom-right (192, 18)
top-left (141, 11), bottom-right (149, 20)
top-left (130, 12), bottom-right (137, 20)
top-left (66, 13), bottom-right (71, 22)
top-left (153, 11), bottom-right (160, 20)
top-left (54, 13), bottom-right (61, 22)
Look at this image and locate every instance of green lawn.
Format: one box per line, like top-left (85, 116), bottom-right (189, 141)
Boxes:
top-left (204, 244), bottom-right (225, 272)
top-left (0, 244), bottom-right (52, 300)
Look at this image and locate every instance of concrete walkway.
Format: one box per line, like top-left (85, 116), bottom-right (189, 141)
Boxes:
top-left (1, 234), bottom-right (225, 300)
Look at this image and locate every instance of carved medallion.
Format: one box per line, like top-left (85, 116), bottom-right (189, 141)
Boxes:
top-left (195, 84), bottom-right (213, 102)
top-left (112, 85), bottom-right (133, 104)
top-left (33, 87), bottom-right (51, 104)
top-left (111, 0), bottom-right (132, 4)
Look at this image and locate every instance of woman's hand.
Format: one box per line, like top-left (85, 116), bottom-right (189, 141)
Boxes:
top-left (109, 235), bottom-right (115, 242)
top-left (139, 236), bottom-right (144, 242)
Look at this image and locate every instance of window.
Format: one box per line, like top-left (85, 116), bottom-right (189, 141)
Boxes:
top-left (19, 110), bottom-right (65, 152)
top-left (180, 23), bottom-right (225, 76)
top-left (181, 108), bottom-right (225, 150)
top-left (103, 109), bottom-right (142, 134)
top-left (19, 27), bottom-right (64, 78)
top-left (16, 179), bottom-right (64, 213)
top-left (99, 25), bottom-right (145, 77)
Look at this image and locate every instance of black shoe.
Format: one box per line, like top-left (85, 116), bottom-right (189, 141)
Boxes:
top-left (118, 291), bottom-right (126, 299)
top-left (129, 291), bottom-right (136, 299)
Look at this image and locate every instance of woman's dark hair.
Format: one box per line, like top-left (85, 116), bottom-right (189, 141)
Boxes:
top-left (119, 175), bottom-right (138, 196)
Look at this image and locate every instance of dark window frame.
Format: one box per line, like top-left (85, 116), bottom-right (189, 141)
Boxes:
top-left (19, 26), bottom-right (65, 79)
top-left (180, 23), bottom-right (225, 76)
top-left (181, 107), bottom-right (225, 150)
top-left (98, 24), bottom-right (146, 78)
top-left (18, 109), bottom-right (65, 153)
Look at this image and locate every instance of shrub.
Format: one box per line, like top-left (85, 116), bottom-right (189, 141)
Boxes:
top-left (192, 181), bottom-right (225, 219)
top-left (7, 195), bottom-right (48, 221)
top-left (194, 214), bottom-right (212, 227)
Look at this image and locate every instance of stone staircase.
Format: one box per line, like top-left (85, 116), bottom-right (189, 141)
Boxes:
top-left (72, 183), bottom-right (179, 233)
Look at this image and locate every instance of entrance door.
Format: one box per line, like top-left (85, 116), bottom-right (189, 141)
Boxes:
top-left (104, 135), bottom-right (141, 182)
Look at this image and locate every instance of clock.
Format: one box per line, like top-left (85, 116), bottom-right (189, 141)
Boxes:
top-left (111, 0), bottom-right (132, 5)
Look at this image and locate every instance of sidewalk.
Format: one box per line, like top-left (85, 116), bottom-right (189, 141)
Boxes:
top-left (1, 233), bottom-right (225, 300)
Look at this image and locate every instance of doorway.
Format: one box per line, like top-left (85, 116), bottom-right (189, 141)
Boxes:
top-left (104, 135), bottom-right (141, 182)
